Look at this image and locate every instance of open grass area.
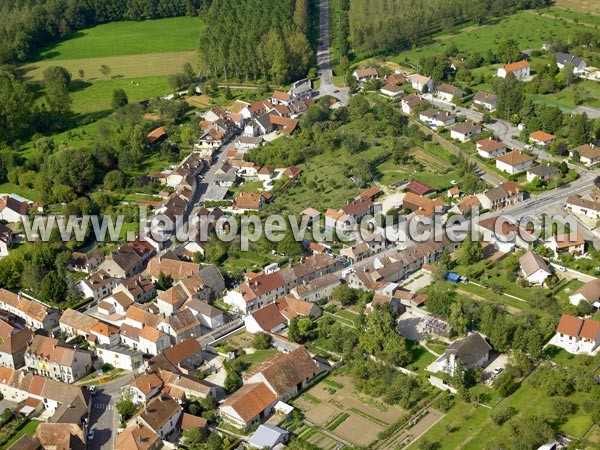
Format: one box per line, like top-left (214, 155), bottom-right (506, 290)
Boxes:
top-left (392, 12), bottom-right (583, 66)
top-left (33, 17), bottom-right (203, 61)
top-left (405, 342), bottom-right (437, 373)
top-left (530, 80), bottom-right (600, 112)
top-left (554, 0), bottom-right (600, 16)
top-left (0, 420), bottom-right (41, 450)
top-left (234, 349), bottom-right (278, 370)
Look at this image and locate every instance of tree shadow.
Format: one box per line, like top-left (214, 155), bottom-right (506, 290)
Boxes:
top-left (70, 79), bottom-right (93, 93)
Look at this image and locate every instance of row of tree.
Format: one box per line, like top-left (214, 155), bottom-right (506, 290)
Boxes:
top-left (340, 0), bottom-right (552, 55)
top-left (0, 0), bottom-right (206, 65)
top-left (199, 0), bottom-right (313, 84)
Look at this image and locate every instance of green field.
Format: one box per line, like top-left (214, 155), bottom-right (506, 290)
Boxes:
top-left (393, 12), bottom-right (583, 66)
top-left (542, 6), bottom-right (600, 26)
top-left (34, 17), bottom-right (203, 60)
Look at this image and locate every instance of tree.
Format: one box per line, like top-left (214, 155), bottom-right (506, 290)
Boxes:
top-left (206, 433), bottom-right (224, 450)
top-left (100, 65), bottom-right (112, 78)
top-left (252, 332), bottom-right (271, 350)
top-left (426, 287), bottom-right (453, 317)
top-left (78, 69), bottom-right (85, 79)
top-left (204, 241), bottom-right (227, 265)
top-left (43, 66), bottom-right (72, 114)
top-left (103, 170), bottom-right (125, 191)
top-left (116, 395), bottom-right (137, 422)
top-left (111, 88), bottom-right (128, 109)
top-left (224, 366), bottom-right (242, 394)
top-left (39, 270), bottom-right (67, 303)
top-left (497, 39), bottom-right (522, 64)
top-left (288, 317), bottom-right (301, 343)
top-left (331, 284), bottom-right (358, 306)
top-left (0, 70), bottom-right (33, 142)
top-left (156, 271), bottom-right (173, 291)
top-left (456, 232), bottom-right (483, 265)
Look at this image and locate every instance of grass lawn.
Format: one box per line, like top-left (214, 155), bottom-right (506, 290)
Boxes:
top-left (530, 80), bottom-right (600, 112)
top-left (236, 349), bottom-right (278, 370)
top-left (33, 17), bottom-right (204, 61)
top-left (405, 342), bottom-right (436, 373)
top-left (0, 420), bottom-right (42, 450)
top-left (68, 75), bottom-right (172, 114)
top-left (392, 12), bottom-right (583, 66)
top-left (0, 182), bottom-right (43, 202)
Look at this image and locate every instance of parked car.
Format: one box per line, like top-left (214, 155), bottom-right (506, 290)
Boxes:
top-left (89, 386), bottom-right (97, 395)
top-left (87, 429), bottom-right (95, 440)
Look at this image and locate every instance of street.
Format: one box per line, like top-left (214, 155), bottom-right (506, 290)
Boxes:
top-left (86, 373), bottom-right (134, 450)
top-left (315, 0), bottom-right (349, 104)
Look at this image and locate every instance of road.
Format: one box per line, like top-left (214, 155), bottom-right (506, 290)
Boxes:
top-left (87, 373), bottom-right (134, 450)
top-left (315, 0), bottom-right (349, 104)
top-left (198, 142), bottom-right (231, 202)
top-left (428, 97), bottom-right (584, 172)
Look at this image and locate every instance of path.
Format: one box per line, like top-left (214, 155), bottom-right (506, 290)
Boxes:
top-left (316, 0), bottom-right (349, 104)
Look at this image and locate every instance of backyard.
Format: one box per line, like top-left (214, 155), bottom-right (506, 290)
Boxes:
top-left (293, 374), bottom-right (407, 447)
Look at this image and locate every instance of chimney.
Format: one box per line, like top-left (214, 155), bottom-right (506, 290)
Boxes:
top-left (137, 436), bottom-right (142, 444)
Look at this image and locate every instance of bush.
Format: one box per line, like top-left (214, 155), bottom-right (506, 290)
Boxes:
top-left (101, 363), bottom-right (114, 372)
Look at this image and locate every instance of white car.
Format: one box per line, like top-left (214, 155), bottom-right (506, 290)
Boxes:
top-left (87, 429), bottom-right (95, 440)
top-left (555, 265), bottom-right (567, 272)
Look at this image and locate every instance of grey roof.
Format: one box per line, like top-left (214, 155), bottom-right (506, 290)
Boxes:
top-left (248, 424), bottom-right (289, 449)
top-left (473, 91), bottom-right (497, 105)
top-left (519, 251), bottom-right (551, 277)
top-left (452, 122), bottom-right (481, 135)
top-left (445, 333), bottom-right (492, 367)
top-left (198, 265), bottom-right (225, 291)
top-left (185, 298), bottom-right (222, 318)
top-left (527, 164), bottom-right (560, 178)
top-left (484, 186), bottom-right (509, 202)
top-left (556, 52), bottom-right (586, 68)
top-left (203, 185), bottom-right (229, 201)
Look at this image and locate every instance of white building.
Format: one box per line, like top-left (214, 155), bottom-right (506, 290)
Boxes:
top-left (497, 60), bottom-right (530, 80)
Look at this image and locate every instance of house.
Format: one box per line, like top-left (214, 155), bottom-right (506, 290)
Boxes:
top-left (244, 347), bottom-right (323, 402)
top-left (529, 131), bottom-right (557, 147)
top-left (59, 308), bottom-right (100, 340)
top-left (477, 181), bottom-right (523, 210)
top-left (147, 126), bottom-right (166, 145)
top-left (409, 74), bottom-right (434, 92)
top-left (0, 223), bottom-right (13, 257)
top-left (495, 150), bottom-right (534, 174)
top-left (234, 192), bottom-right (265, 211)
top-left (419, 108), bottom-right (456, 127)
top-left (352, 67), bottom-right (378, 81)
top-left (450, 122), bottom-right (482, 142)
top-left (473, 91), bottom-right (497, 110)
top-left (290, 273), bottom-right (340, 302)
top-left (244, 296), bottom-right (321, 333)
top-left (366, 293), bottom-right (406, 316)
top-left (569, 279), bottom-right (600, 307)
top-left (476, 216), bottom-right (534, 253)
top-left (526, 164), bottom-right (560, 183)
top-left (113, 275), bottom-right (156, 303)
top-left (289, 78), bottom-right (313, 100)
top-left (0, 289), bottom-right (60, 331)
top-left (401, 94), bottom-right (423, 114)
top-left (223, 271), bottom-right (286, 314)
top-left (549, 314), bottom-right (600, 355)
top-left (0, 194), bottom-right (30, 223)
top-left (547, 232), bottom-right (585, 258)
top-left (570, 143), bottom-right (600, 166)
top-left (270, 91), bottom-right (291, 106)
top-left (453, 195), bottom-right (481, 215)
top-left (26, 423), bottom-right (86, 450)
top-left (99, 291), bottom-right (134, 316)
top-left (257, 166), bottom-right (276, 182)
top-left (406, 181), bottom-right (435, 196)
top-left (214, 163), bottom-right (238, 187)
top-left (556, 52), bottom-right (587, 75)
top-left (183, 298), bottom-right (224, 329)
top-left (129, 393), bottom-right (183, 440)
top-left (115, 423), bottom-right (161, 450)
top-left (476, 138), bottom-right (507, 158)
top-left (69, 248), bottom-right (104, 273)
top-left (97, 345), bottom-right (144, 371)
top-left (380, 84), bottom-right (404, 99)
top-left (566, 195), bottom-right (600, 219)
top-left (0, 320), bottom-right (32, 369)
top-left (432, 332), bottom-right (492, 375)
top-left (24, 335), bottom-right (92, 383)
top-left (167, 309), bottom-right (202, 343)
top-left (219, 382), bottom-right (278, 430)
top-left (234, 135), bottom-right (263, 151)
top-left (145, 256), bottom-right (199, 281)
top-left (497, 60), bottom-right (530, 80)
top-left (98, 243), bottom-right (147, 279)
top-left (162, 338), bottom-right (204, 371)
top-left (269, 115), bottom-right (299, 135)
top-left (447, 187), bottom-right (460, 199)
top-left (248, 424), bottom-right (290, 449)
top-left (436, 83), bottom-right (463, 102)
top-left (519, 251), bottom-right (552, 285)
top-left (89, 321), bottom-right (121, 347)
top-left (78, 270), bottom-right (120, 301)
top-left (340, 197), bottom-right (375, 223)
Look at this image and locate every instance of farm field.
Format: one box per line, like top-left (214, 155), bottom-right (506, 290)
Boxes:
top-left (392, 12), bottom-right (584, 66)
top-left (33, 17), bottom-right (203, 60)
top-left (19, 16), bottom-right (204, 115)
top-left (293, 374), bottom-right (406, 447)
top-left (554, 0), bottom-right (600, 16)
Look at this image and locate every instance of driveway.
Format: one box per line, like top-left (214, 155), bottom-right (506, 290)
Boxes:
top-left (398, 310), bottom-right (424, 341)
